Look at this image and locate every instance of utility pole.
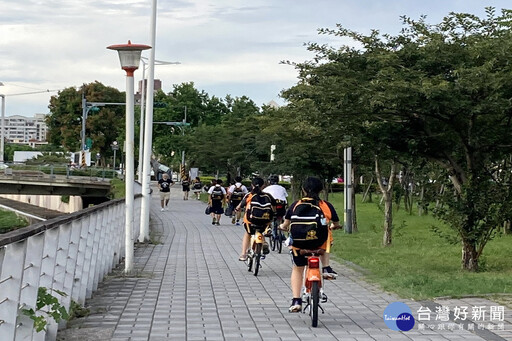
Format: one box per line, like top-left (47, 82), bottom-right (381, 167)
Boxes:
top-left (344, 147), bottom-right (353, 233)
top-left (81, 93), bottom-right (87, 168)
top-left (181, 106), bottom-right (187, 171)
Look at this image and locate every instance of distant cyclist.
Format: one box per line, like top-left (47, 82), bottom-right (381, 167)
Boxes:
top-left (235, 177), bottom-right (276, 261)
top-left (279, 176), bottom-right (341, 312)
top-left (227, 176), bottom-right (249, 225)
top-left (263, 175), bottom-right (288, 231)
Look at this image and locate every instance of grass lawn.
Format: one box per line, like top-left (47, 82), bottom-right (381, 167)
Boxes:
top-left (327, 192), bottom-right (512, 300)
top-left (0, 209), bottom-right (29, 234)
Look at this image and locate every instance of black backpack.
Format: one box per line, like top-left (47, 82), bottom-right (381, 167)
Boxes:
top-left (289, 200), bottom-right (328, 249)
top-left (193, 181), bottom-right (202, 190)
top-left (230, 185), bottom-right (245, 204)
top-left (247, 193), bottom-right (274, 226)
top-left (210, 186), bottom-right (224, 201)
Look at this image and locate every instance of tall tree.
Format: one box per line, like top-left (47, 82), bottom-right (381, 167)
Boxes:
top-left (47, 82), bottom-right (124, 164)
top-left (306, 7), bottom-right (512, 270)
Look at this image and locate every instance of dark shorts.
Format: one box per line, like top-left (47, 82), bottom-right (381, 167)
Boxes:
top-left (291, 252), bottom-right (310, 267)
top-left (290, 248), bottom-right (327, 267)
top-left (243, 223), bottom-right (267, 235)
top-left (211, 200), bottom-right (224, 214)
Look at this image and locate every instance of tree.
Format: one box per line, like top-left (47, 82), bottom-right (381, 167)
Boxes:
top-left (303, 8), bottom-right (512, 270)
top-left (46, 82), bottom-right (125, 165)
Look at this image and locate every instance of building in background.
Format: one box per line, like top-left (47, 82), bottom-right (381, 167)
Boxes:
top-left (1, 113), bottom-right (48, 146)
top-left (135, 79), bottom-right (162, 105)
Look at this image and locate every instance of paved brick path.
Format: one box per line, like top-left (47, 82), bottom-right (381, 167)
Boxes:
top-left (57, 184), bottom-right (512, 341)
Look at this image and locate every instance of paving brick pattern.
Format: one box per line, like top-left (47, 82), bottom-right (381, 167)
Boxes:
top-left (57, 185), bottom-right (512, 341)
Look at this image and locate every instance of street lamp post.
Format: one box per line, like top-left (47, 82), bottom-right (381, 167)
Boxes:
top-left (107, 40), bottom-right (151, 274)
top-left (0, 95), bottom-right (4, 165)
top-left (137, 57), bottom-right (180, 182)
top-left (0, 82), bottom-right (5, 165)
top-left (139, 0), bottom-right (158, 243)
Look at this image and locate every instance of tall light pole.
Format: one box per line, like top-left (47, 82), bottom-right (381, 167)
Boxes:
top-left (139, 0), bottom-right (158, 242)
top-left (0, 81), bottom-right (4, 165)
top-left (107, 40), bottom-right (151, 274)
top-left (137, 57), bottom-right (180, 182)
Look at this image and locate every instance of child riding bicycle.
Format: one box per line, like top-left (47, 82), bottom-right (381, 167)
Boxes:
top-left (235, 177), bottom-right (276, 261)
top-left (263, 174), bottom-right (288, 234)
top-left (279, 176), bottom-right (341, 312)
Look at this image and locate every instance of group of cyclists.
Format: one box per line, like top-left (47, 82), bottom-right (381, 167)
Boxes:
top-left (205, 174), bottom-right (341, 313)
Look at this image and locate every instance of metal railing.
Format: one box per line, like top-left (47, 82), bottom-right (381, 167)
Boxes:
top-left (0, 194), bottom-right (141, 340)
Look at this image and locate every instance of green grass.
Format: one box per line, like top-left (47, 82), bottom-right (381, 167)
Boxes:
top-left (328, 192), bottom-right (512, 300)
top-left (0, 209), bottom-right (29, 233)
top-left (109, 178), bottom-right (126, 199)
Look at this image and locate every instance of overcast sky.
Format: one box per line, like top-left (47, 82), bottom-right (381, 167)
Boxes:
top-left (1, 0), bottom-right (510, 117)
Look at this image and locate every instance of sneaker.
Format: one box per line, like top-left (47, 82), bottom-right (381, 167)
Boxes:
top-left (212, 218), bottom-right (216, 225)
top-left (231, 217), bottom-right (236, 224)
top-left (321, 292), bottom-right (328, 303)
top-left (235, 221), bottom-right (240, 226)
top-left (262, 242), bottom-right (270, 255)
top-left (322, 266), bottom-right (338, 279)
top-left (289, 298), bottom-right (302, 313)
top-left (161, 208), bottom-right (164, 212)
top-left (216, 222), bottom-right (220, 226)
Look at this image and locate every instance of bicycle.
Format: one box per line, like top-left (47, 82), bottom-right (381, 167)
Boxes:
top-left (269, 217), bottom-right (285, 253)
top-left (299, 248), bottom-right (327, 327)
top-left (269, 200), bottom-right (287, 253)
top-left (245, 226), bottom-right (266, 276)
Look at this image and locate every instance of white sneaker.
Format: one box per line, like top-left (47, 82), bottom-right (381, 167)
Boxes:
top-left (161, 208), bottom-right (164, 212)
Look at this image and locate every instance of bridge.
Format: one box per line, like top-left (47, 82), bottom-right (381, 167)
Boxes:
top-left (0, 185), bottom-right (511, 341)
top-left (0, 171), bottom-right (112, 198)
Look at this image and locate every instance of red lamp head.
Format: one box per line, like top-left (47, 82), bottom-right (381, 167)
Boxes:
top-left (107, 40), bottom-right (151, 76)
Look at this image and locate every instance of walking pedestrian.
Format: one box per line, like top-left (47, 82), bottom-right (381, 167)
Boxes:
top-left (208, 179), bottom-right (227, 225)
top-left (192, 176), bottom-right (202, 200)
top-left (158, 173), bottom-right (174, 211)
top-left (182, 176), bottom-right (190, 200)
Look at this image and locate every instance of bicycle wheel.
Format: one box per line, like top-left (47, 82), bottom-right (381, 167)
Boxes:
top-left (311, 281), bottom-right (319, 327)
top-left (269, 230), bottom-right (276, 251)
top-left (247, 250), bottom-right (253, 272)
top-left (277, 230), bottom-right (283, 253)
top-left (253, 243), bottom-right (262, 276)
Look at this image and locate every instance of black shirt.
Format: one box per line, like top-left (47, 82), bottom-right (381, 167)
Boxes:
top-left (158, 178), bottom-right (174, 192)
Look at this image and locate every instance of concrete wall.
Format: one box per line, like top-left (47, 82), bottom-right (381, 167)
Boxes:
top-left (0, 194), bottom-right (83, 213)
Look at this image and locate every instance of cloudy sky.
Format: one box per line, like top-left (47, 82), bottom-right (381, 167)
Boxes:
top-left (1, 0), bottom-right (510, 117)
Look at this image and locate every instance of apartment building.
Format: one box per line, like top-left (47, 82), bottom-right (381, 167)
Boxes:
top-left (2, 113), bottom-right (48, 146)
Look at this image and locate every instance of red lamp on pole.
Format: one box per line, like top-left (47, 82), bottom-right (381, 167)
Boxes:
top-left (107, 41), bottom-right (151, 273)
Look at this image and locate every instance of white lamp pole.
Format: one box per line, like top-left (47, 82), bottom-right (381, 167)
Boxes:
top-left (0, 94), bottom-right (5, 165)
top-left (137, 60), bottom-right (147, 183)
top-left (0, 81), bottom-right (4, 164)
top-left (137, 57), bottom-right (180, 183)
top-left (139, 0), bottom-right (158, 242)
top-left (107, 41), bottom-right (151, 273)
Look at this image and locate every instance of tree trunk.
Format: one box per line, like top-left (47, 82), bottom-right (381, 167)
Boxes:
top-left (461, 241), bottom-right (479, 271)
top-left (418, 186), bottom-right (425, 216)
top-left (503, 221), bottom-right (511, 235)
top-left (374, 156), bottom-right (396, 247)
top-left (351, 166), bottom-right (358, 233)
top-left (290, 174), bottom-right (305, 201)
top-left (362, 177), bottom-right (373, 203)
top-left (383, 192), bottom-right (393, 246)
